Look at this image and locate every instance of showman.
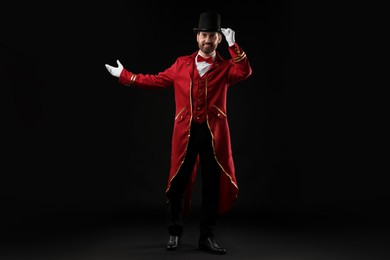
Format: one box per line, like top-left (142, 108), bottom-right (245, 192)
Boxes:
top-left (105, 11), bottom-right (252, 255)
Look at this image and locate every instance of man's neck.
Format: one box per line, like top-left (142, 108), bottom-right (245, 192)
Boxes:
top-left (198, 50), bottom-right (216, 58)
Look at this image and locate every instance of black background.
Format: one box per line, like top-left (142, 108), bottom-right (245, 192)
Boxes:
top-left (1, 1), bottom-right (388, 258)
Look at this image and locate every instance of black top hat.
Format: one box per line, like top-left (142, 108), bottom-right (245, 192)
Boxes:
top-left (193, 12), bottom-right (221, 33)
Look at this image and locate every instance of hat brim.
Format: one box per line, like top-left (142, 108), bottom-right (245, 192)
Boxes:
top-left (193, 28), bottom-right (222, 33)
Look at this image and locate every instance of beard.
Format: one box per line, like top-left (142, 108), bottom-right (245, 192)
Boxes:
top-left (199, 43), bottom-right (215, 54)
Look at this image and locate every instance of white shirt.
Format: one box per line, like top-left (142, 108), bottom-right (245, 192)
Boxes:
top-left (195, 52), bottom-right (215, 77)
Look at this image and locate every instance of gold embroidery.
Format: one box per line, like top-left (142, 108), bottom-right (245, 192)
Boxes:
top-left (233, 52), bottom-right (246, 63)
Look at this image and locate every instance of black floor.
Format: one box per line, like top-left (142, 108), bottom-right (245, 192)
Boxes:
top-left (1, 209), bottom-right (389, 260)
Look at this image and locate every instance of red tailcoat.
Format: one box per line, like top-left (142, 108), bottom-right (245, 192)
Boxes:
top-left (119, 43), bottom-right (252, 215)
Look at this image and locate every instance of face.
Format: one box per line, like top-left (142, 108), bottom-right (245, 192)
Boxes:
top-left (197, 31), bottom-right (222, 55)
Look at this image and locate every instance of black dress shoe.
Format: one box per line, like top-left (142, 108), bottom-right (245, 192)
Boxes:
top-left (199, 237), bottom-right (227, 255)
top-left (165, 235), bottom-right (181, 251)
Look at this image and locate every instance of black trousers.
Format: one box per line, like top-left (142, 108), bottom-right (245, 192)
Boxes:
top-left (167, 122), bottom-right (220, 239)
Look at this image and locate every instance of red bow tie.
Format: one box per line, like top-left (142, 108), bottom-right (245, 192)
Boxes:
top-left (197, 55), bottom-right (213, 64)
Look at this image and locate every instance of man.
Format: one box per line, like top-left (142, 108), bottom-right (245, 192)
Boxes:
top-left (105, 11), bottom-right (252, 255)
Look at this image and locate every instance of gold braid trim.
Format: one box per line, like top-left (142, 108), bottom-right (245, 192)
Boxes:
top-left (232, 52), bottom-right (246, 63)
top-left (126, 74), bottom-right (138, 86)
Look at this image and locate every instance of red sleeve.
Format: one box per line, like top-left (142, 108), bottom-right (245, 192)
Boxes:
top-left (118, 61), bottom-right (177, 90)
top-left (227, 43), bottom-right (252, 84)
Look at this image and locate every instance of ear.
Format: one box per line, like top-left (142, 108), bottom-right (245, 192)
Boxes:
top-left (218, 33), bottom-right (223, 43)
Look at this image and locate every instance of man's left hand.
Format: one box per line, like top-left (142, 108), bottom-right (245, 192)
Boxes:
top-left (221, 28), bottom-right (235, 47)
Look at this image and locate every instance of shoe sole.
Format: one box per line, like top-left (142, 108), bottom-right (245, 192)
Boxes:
top-left (165, 241), bottom-right (181, 251)
top-left (198, 244), bottom-right (227, 255)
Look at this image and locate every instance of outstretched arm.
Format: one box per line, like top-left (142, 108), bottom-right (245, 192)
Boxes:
top-left (104, 58), bottom-right (175, 90)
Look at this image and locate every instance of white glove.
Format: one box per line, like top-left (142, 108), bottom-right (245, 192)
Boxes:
top-left (221, 28), bottom-right (235, 47)
top-left (105, 59), bottom-right (123, 78)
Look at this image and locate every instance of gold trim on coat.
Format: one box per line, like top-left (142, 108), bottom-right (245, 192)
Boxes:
top-left (205, 78), bottom-right (239, 192)
top-left (174, 107), bottom-right (187, 120)
top-left (165, 79), bottom-right (194, 194)
top-left (233, 52), bottom-right (246, 63)
top-left (212, 105), bottom-right (227, 118)
top-left (125, 74), bottom-right (138, 86)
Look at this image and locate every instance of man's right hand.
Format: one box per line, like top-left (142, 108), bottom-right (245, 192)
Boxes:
top-left (105, 60), bottom-right (123, 78)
